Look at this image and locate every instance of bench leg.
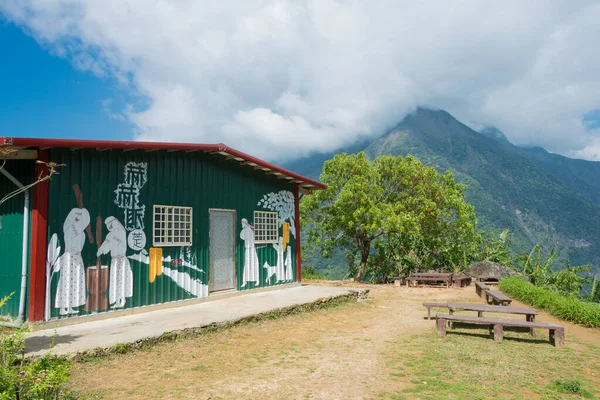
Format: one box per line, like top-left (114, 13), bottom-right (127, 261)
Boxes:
top-left (550, 329), bottom-right (565, 347)
top-left (427, 307), bottom-right (431, 320)
top-left (477, 311), bottom-right (483, 318)
top-left (527, 315), bottom-right (535, 337)
top-left (437, 318), bottom-right (447, 337)
top-left (493, 324), bottom-right (503, 343)
top-left (448, 309), bottom-right (454, 328)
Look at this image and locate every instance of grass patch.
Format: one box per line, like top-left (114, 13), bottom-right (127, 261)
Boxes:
top-left (381, 326), bottom-right (600, 399)
top-left (499, 277), bottom-right (600, 327)
top-left (548, 379), bottom-right (594, 398)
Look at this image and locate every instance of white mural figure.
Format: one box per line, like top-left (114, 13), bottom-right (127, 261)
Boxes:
top-left (54, 208), bottom-right (90, 315)
top-left (285, 246), bottom-right (293, 281)
top-left (45, 233), bottom-right (61, 320)
top-left (262, 262), bottom-right (278, 282)
top-left (257, 191), bottom-right (296, 237)
top-left (240, 218), bottom-right (260, 287)
top-left (97, 217), bottom-right (133, 308)
top-left (272, 237), bottom-right (285, 282)
top-left (263, 237), bottom-right (287, 283)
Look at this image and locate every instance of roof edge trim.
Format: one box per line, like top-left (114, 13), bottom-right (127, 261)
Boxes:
top-left (0, 137), bottom-right (326, 190)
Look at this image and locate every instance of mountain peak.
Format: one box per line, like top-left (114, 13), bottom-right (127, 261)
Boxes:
top-left (479, 127), bottom-right (510, 144)
top-left (411, 107), bottom-right (455, 121)
top-left (520, 145), bottom-right (548, 154)
top-left (385, 107), bottom-right (475, 143)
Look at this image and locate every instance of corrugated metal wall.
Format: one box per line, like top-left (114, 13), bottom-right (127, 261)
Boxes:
top-left (45, 148), bottom-right (296, 320)
top-left (0, 160), bottom-right (34, 319)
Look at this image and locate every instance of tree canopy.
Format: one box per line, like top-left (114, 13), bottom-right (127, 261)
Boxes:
top-left (301, 152), bottom-right (480, 281)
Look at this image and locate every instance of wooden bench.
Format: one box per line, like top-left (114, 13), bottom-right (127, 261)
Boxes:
top-left (391, 275), bottom-right (408, 287)
top-left (422, 302), bottom-right (448, 320)
top-left (435, 314), bottom-right (565, 347)
top-left (447, 302), bottom-right (538, 334)
top-left (475, 275), bottom-right (500, 285)
top-left (485, 289), bottom-right (512, 306)
top-left (406, 273), bottom-right (453, 288)
top-left (453, 276), bottom-right (472, 288)
top-left (475, 281), bottom-right (489, 298)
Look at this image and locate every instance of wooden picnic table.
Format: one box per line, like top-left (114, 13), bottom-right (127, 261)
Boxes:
top-left (422, 302), bottom-right (538, 323)
top-left (485, 289), bottom-right (512, 306)
top-left (474, 275), bottom-right (500, 284)
top-left (436, 313), bottom-right (564, 347)
top-left (475, 281), bottom-right (489, 298)
top-left (453, 276), bottom-right (472, 288)
top-left (390, 275), bottom-right (408, 286)
top-left (447, 302), bottom-right (537, 333)
top-left (406, 273), bottom-right (453, 288)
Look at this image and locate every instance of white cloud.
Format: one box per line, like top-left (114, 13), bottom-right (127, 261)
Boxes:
top-left (2, 0), bottom-right (600, 161)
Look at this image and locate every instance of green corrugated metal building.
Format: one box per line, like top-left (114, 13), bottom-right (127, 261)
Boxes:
top-left (0, 137), bottom-right (324, 323)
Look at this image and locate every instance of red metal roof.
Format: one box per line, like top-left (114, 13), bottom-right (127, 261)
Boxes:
top-left (1, 137), bottom-right (326, 192)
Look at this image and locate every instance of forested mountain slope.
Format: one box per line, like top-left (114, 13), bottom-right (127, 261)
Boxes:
top-left (287, 108), bottom-right (600, 277)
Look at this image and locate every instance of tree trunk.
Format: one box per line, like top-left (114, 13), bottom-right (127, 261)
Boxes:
top-left (355, 242), bottom-right (370, 282)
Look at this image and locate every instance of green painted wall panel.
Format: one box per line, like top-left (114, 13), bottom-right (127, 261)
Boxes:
top-left (0, 160), bottom-right (34, 319)
top-left (46, 148), bottom-right (296, 320)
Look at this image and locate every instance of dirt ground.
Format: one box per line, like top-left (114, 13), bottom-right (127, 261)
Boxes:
top-left (68, 282), bottom-right (600, 399)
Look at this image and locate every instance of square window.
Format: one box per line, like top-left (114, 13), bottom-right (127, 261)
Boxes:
top-left (153, 205), bottom-right (193, 247)
top-left (253, 211), bottom-right (278, 244)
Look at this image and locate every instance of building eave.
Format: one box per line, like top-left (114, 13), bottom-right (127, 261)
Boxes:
top-left (0, 137), bottom-right (326, 192)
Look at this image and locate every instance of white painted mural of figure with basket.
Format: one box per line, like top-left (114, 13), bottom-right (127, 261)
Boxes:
top-left (284, 244), bottom-right (293, 281)
top-left (258, 191), bottom-right (296, 282)
top-left (97, 216), bottom-right (133, 308)
top-left (240, 218), bottom-right (260, 287)
top-left (53, 208), bottom-right (90, 315)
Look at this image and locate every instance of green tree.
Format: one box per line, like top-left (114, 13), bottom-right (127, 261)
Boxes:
top-left (589, 276), bottom-right (600, 303)
top-left (301, 152), bottom-right (480, 281)
top-left (520, 244), bottom-right (557, 287)
top-left (546, 260), bottom-right (592, 296)
top-left (518, 244), bottom-right (594, 297)
top-left (480, 228), bottom-right (514, 267)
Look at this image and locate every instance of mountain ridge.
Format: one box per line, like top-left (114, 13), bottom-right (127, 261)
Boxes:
top-left (287, 108), bottom-right (600, 275)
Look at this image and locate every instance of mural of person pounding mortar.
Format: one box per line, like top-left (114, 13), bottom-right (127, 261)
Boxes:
top-left (97, 216), bottom-right (133, 308)
top-left (54, 207), bottom-right (90, 315)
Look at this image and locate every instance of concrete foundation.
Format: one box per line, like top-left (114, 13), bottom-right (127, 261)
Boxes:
top-left (25, 285), bottom-right (362, 357)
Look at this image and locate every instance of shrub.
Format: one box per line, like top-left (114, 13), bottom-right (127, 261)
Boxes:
top-left (0, 295), bottom-right (73, 399)
top-left (302, 264), bottom-right (328, 280)
top-left (546, 260), bottom-right (591, 296)
top-left (499, 277), bottom-right (600, 328)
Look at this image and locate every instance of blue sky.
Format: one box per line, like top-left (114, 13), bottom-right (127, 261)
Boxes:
top-left (0, 22), bottom-right (133, 141)
top-left (583, 110), bottom-right (600, 130)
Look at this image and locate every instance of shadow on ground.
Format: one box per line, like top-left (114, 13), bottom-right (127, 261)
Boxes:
top-left (25, 334), bottom-right (82, 354)
top-left (448, 329), bottom-right (551, 345)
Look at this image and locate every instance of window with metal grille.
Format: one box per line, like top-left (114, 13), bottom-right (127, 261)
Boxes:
top-left (153, 205), bottom-right (193, 247)
top-left (253, 211), bottom-right (278, 244)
